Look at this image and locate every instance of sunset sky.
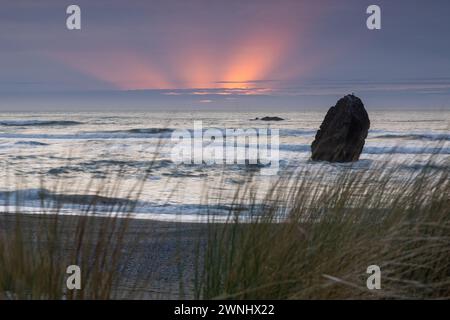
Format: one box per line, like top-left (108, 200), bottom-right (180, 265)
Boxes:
top-left (1, 0), bottom-right (450, 110)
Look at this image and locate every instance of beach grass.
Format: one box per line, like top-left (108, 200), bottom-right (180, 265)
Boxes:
top-left (196, 155), bottom-right (450, 299)
top-left (0, 150), bottom-right (449, 299)
top-left (0, 168), bottom-right (152, 299)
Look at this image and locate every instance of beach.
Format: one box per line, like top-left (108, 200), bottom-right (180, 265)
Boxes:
top-left (1, 0), bottom-right (450, 304)
top-left (0, 109), bottom-right (449, 299)
top-left (0, 213), bottom-right (207, 299)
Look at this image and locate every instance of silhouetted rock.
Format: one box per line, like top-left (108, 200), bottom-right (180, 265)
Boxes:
top-left (260, 116), bottom-right (284, 121)
top-left (311, 94), bottom-right (370, 162)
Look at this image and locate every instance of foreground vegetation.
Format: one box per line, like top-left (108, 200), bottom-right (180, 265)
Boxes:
top-left (0, 153), bottom-right (449, 299)
top-left (197, 159), bottom-right (450, 299)
top-left (0, 174), bottom-right (146, 299)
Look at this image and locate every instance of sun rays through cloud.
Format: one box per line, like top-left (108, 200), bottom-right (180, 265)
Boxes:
top-left (51, 1), bottom-right (320, 94)
top-left (55, 30), bottom-right (296, 92)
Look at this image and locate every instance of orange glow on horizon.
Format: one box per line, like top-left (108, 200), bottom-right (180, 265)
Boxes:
top-left (52, 51), bottom-right (173, 90)
top-left (219, 27), bottom-right (290, 90)
top-left (53, 13), bottom-right (310, 93)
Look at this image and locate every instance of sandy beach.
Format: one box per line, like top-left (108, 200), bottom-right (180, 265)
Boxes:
top-left (0, 213), bottom-right (208, 299)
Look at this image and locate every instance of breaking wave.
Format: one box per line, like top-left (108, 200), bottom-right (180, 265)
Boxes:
top-left (101, 128), bottom-right (174, 134)
top-left (372, 133), bottom-right (450, 141)
top-left (363, 146), bottom-right (450, 155)
top-left (14, 141), bottom-right (49, 146)
top-left (0, 120), bottom-right (82, 127)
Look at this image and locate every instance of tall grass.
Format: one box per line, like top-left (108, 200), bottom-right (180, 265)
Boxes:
top-left (1, 147), bottom-right (449, 299)
top-left (0, 167), bottom-right (154, 299)
top-left (196, 156), bottom-right (450, 299)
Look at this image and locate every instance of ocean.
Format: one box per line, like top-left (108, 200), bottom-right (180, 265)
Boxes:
top-left (0, 110), bottom-right (449, 222)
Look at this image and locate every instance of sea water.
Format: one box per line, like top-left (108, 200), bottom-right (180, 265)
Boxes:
top-left (0, 110), bottom-right (448, 222)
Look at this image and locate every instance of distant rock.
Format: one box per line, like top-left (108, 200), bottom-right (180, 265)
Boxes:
top-left (260, 116), bottom-right (284, 121)
top-left (311, 94), bottom-right (370, 162)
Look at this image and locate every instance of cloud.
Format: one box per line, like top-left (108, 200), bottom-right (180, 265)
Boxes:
top-left (154, 78), bottom-right (450, 97)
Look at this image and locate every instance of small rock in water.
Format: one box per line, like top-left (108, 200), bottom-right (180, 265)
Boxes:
top-left (260, 116), bottom-right (284, 121)
top-left (311, 94), bottom-right (370, 162)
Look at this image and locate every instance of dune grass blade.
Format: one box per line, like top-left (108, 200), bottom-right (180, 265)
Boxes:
top-left (197, 154), bottom-right (450, 299)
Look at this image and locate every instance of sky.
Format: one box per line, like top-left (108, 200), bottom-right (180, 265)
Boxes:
top-left (1, 0), bottom-right (450, 111)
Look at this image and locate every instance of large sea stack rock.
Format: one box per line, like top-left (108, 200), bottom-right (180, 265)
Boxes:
top-left (311, 94), bottom-right (370, 162)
